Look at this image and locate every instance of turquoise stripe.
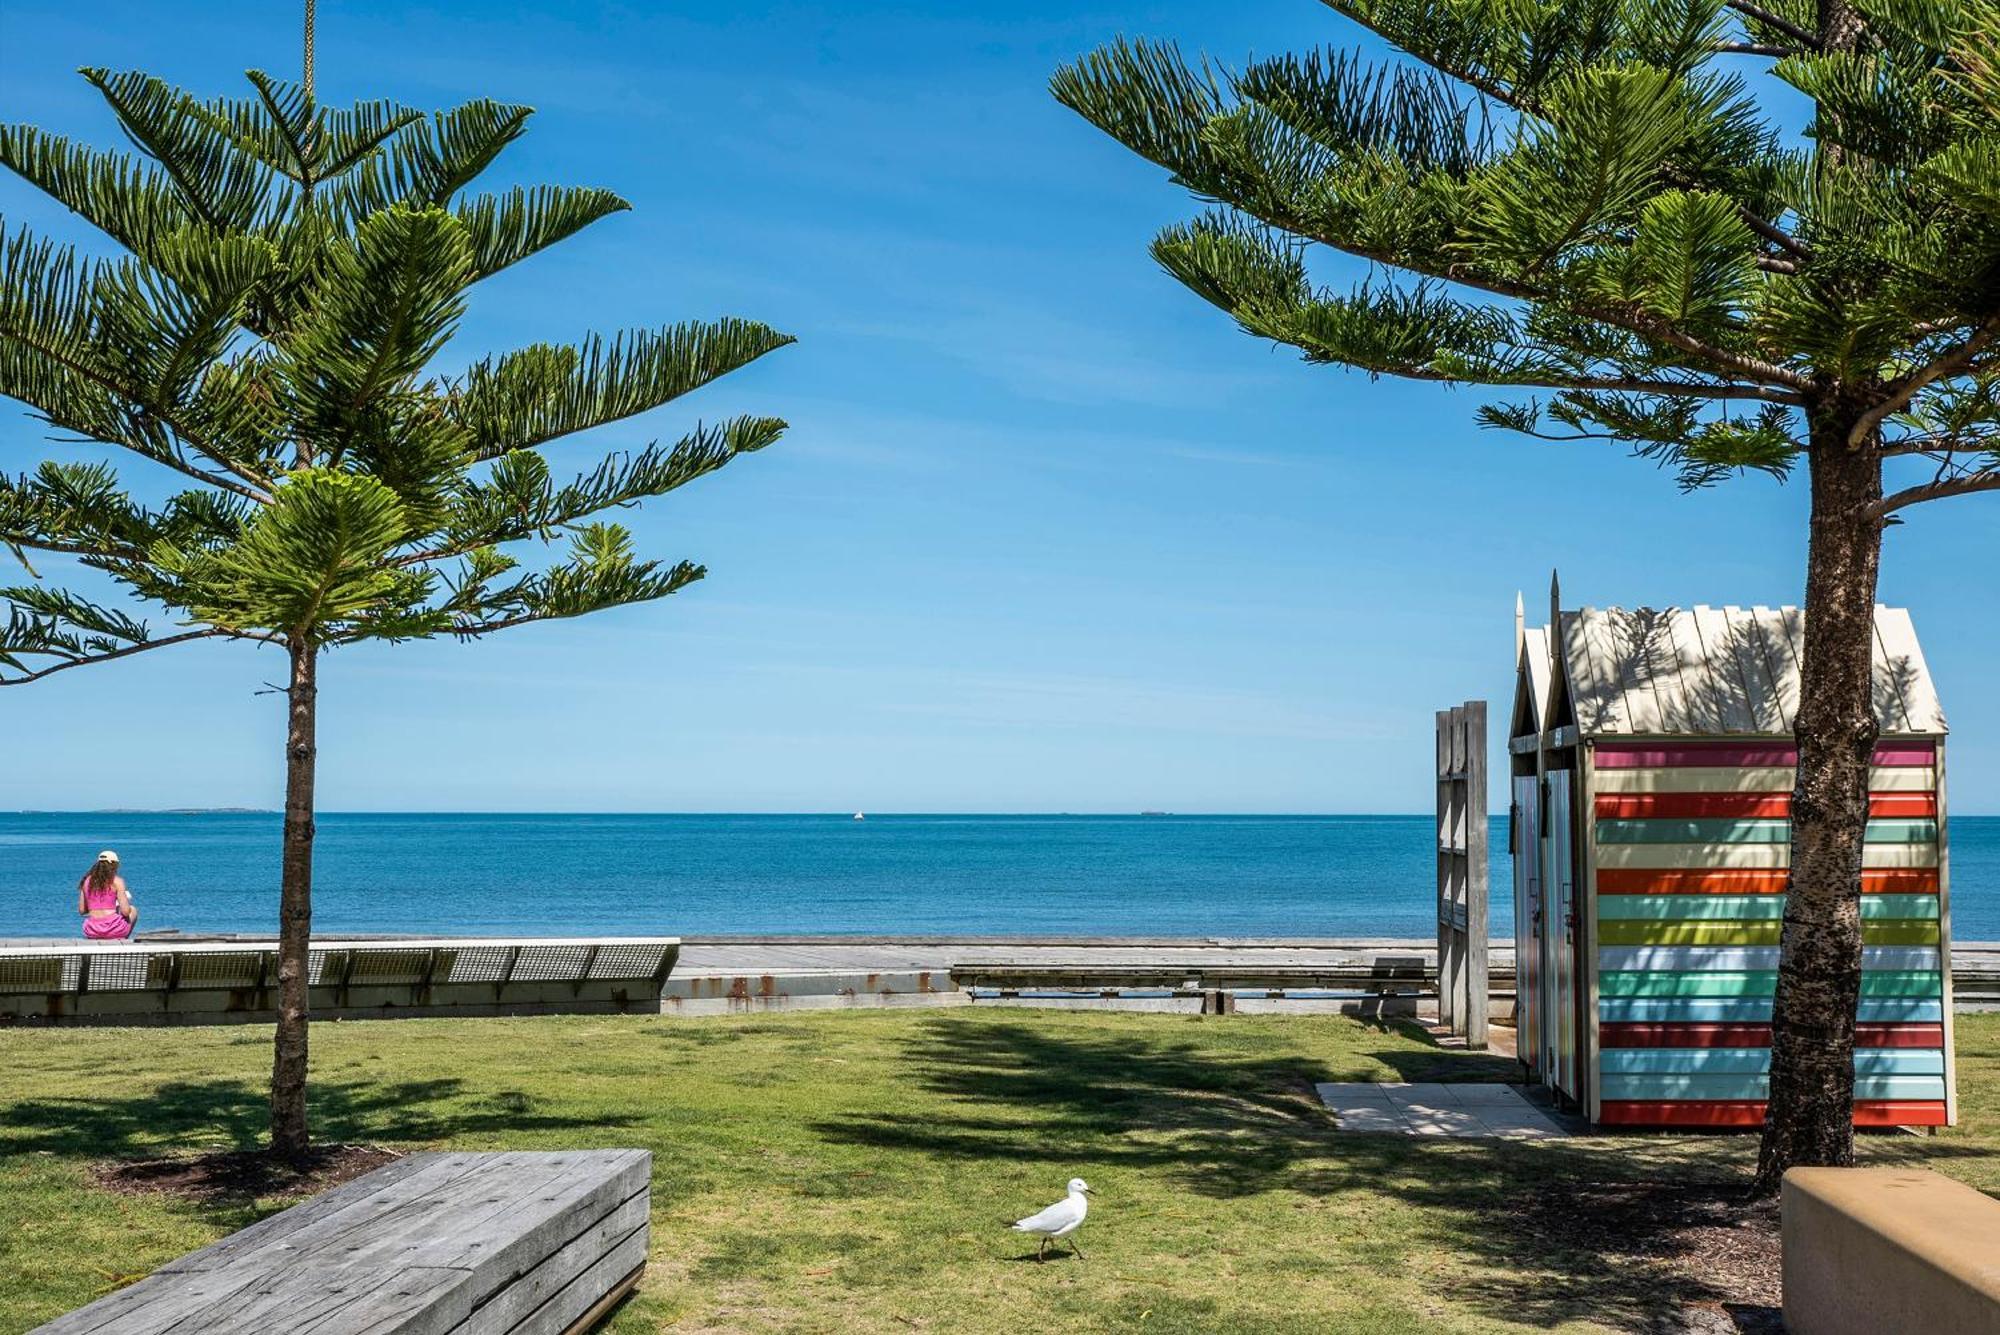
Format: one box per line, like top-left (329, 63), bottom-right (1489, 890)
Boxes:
top-left (1599, 1073), bottom-right (1947, 1101)
top-left (1598, 894), bottom-right (1939, 921)
top-left (1604, 1049), bottom-right (1769, 1074)
top-left (1856, 1050), bottom-right (1946, 1075)
top-left (1864, 894), bottom-right (1942, 920)
top-left (1599, 895), bottom-right (1783, 920)
top-left (1598, 997), bottom-right (1945, 1023)
top-left (1595, 818), bottom-right (1936, 845)
top-left (1601, 1049), bottom-right (1945, 1076)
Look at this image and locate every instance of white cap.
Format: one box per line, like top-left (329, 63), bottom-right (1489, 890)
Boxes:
top-left (97, 849), bottom-right (119, 865)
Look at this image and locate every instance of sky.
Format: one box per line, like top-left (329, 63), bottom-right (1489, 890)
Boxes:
top-left (1, 0), bottom-right (1996, 815)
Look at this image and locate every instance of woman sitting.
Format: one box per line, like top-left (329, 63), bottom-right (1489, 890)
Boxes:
top-left (78, 850), bottom-right (138, 941)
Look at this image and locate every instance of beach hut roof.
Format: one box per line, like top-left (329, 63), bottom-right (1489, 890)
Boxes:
top-left (1511, 624), bottom-right (1553, 741)
top-left (1542, 603), bottom-right (1945, 738)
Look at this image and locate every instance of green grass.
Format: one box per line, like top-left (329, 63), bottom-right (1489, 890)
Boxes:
top-left (1, 1009), bottom-right (1996, 1334)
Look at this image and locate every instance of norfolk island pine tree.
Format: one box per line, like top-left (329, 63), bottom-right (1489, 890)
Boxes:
top-left (1054, 0), bottom-right (2000, 1188)
top-left (0, 68), bottom-right (793, 1160)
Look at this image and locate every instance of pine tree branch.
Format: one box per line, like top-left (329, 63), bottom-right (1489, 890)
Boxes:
top-left (1878, 436), bottom-right (1999, 456)
top-left (1358, 361), bottom-right (1802, 400)
top-left (2, 327), bottom-right (272, 502)
top-left (3, 533), bottom-right (154, 564)
top-left (1874, 469), bottom-right (2000, 514)
top-left (1292, 11), bottom-right (1809, 263)
top-left (1711, 43), bottom-right (1799, 56)
top-left (1853, 322), bottom-right (2000, 447)
top-left (1725, 0), bottom-right (1820, 49)
top-left (1243, 205), bottom-right (1814, 390)
top-left (0, 625), bottom-right (249, 685)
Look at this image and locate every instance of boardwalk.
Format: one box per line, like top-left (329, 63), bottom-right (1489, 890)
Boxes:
top-left (673, 935), bottom-right (1513, 978)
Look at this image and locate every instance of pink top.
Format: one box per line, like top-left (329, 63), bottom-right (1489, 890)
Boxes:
top-left (82, 879), bottom-right (132, 940)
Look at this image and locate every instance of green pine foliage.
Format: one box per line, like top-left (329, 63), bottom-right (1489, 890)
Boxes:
top-left (1052, 0), bottom-right (2000, 494)
top-left (0, 69), bottom-right (792, 678)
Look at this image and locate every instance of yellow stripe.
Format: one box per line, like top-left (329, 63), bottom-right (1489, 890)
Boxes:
top-left (1596, 919), bottom-right (1941, 947)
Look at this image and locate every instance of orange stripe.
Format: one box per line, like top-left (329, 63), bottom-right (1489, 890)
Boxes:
top-left (1594, 792), bottom-right (1936, 820)
top-left (1595, 868), bottom-right (1940, 895)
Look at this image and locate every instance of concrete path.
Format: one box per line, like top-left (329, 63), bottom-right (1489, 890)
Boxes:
top-left (1315, 1081), bottom-right (1572, 1140)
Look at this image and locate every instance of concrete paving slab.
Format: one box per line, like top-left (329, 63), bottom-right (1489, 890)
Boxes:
top-left (1315, 1082), bottom-right (1401, 1101)
top-left (1315, 1081), bottom-right (1576, 1140)
top-left (1403, 1110), bottom-right (1485, 1135)
top-left (1329, 1106), bottom-right (1408, 1133)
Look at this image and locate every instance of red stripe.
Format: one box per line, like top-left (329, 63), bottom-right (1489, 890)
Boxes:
top-left (1599, 1100), bottom-right (1949, 1127)
top-left (1599, 1023), bottom-right (1944, 1049)
top-left (1858, 1024), bottom-right (1949, 1048)
top-left (1594, 741), bottom-right (1935, 769)
top-left (1599, 1100), bottom-right (1767, 1126)
top-left (1594, 868), bottom-right (1940, 895)
top-left (1854, 1101), bottom-right (1952, 1127)
top-left (1593, 793), bottom-right (1935, 820)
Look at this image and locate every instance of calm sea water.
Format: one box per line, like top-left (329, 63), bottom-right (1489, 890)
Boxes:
top-left (4, 812), bottom-right (1997, 940)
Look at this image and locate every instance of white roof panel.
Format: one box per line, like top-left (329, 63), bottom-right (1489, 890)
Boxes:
top-left (1532, 604), bottom-right (1945, 738)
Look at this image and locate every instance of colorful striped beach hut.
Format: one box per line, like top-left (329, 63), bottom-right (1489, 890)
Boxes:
top-left (1509, 583), bottom-right (1954, 1128)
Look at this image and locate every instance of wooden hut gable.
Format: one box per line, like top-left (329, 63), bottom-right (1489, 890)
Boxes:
top-left (1512, 625), bottom-right (1551, 743)
top-left (1553, 603), bottom-right (1944, 739)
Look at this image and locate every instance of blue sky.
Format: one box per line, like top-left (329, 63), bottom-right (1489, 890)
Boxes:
top-left (2, 0), bottom-right (1996, 814)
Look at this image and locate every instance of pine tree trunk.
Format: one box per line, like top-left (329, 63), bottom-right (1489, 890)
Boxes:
top-left (1753, 413), bottom-right (1883, 1195)
top-left (269, 635), bottom-right (318, 1162)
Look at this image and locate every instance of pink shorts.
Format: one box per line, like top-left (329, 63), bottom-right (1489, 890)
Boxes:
top-left (83, 914), bottom-right (133, 941)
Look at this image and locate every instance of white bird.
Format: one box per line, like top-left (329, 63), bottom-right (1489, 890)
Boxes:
top-left (1008, 1178), bottom-right (1094, 1260)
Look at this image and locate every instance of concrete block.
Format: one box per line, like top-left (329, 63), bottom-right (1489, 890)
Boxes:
top-left (1783, 1167), bottom-right (2000, 1335)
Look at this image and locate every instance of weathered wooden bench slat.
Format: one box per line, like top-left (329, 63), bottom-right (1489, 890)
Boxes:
top-left (33, 1151), bottom-right (651, 1335)
top-left (461, 1205), bottom-right (649, 1335)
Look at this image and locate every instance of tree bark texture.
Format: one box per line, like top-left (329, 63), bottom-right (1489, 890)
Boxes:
top-left (269, 635), bottom-right (318, 1162)
top-left (1754, 411), bottom-right (1884, 1194)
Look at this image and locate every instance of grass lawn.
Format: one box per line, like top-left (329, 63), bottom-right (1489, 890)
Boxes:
top-left (1, 1008), bottom-right (1996, 1334)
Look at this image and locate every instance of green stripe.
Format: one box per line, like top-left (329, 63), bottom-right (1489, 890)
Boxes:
top-left (1598, 893), bottom-right (1939, 921)
top-left (1596, 818), bottom-right (1937, 845)
top-left (1599, 970), bottom-right (1942, 999)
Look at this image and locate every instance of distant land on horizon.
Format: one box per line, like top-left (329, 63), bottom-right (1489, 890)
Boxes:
top-left (13, 808), bottom-right (279, 816)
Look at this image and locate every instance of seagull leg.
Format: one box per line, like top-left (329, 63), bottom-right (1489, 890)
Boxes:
top-left (1068, 1238), bottom-right (1084, 1261)
top-left (1036, 1237), bottom-right (1048, 1262)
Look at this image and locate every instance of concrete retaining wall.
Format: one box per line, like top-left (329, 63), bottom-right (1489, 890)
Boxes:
top-left (1783, 1167), bottom-right (2000, 1335)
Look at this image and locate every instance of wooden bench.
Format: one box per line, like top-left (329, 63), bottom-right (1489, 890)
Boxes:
top-left (0, 938), bottom-right (680, 1026)
top-left (950, 958), bottom-right (1433, 1016)
top-left (33, 1150), bottom-right (651, 1335)
top-left (1784, 1166), bottom-right (2000, 1335)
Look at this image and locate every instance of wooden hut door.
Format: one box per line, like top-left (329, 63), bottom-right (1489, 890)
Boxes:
top-left (1511, 775), bottom-right (1543, 1082)
top-left (1545, 770), bottom-right (1580, 1102)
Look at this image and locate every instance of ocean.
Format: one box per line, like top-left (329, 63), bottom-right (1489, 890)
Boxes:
top-left (4, 811), bottom-right (1997, 941)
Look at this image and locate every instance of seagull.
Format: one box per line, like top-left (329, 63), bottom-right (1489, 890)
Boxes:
top-left (1008, 1178), bottom-right (1094, 1260)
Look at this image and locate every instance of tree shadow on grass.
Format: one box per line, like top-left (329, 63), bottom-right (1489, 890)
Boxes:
top-left (812, 1014), bottom-right (1995, 1332)
top-left (0, 1074), bottom-right (632, 1161)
